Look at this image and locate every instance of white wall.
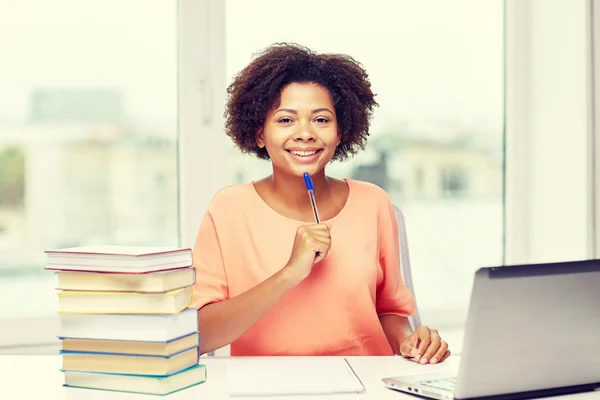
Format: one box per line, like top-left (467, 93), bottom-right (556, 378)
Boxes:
top-left (505, 0), bottom-right (597, 264)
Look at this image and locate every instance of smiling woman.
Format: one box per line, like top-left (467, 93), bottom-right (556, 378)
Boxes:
top-left (190, 42), bottom-right (451, 364)
top-left (219, 0), bottom-right (505, 332)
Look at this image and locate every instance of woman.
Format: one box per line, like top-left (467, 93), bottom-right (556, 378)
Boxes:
top-left (192, 43), bottom-right (450, 364)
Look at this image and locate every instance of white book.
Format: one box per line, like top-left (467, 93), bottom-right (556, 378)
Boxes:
top-left (59, 307), bottom-right (198, 342)
top-left (226, 357), bottom-right (365, 397)
top-left (45, 245), bottom-right (192, 273)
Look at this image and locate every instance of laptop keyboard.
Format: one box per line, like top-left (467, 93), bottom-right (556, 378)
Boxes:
top-left (420, 377), bottom-right (458, 391)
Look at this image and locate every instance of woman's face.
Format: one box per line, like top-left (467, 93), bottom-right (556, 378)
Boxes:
top-left (257, 82), bottom-right (340, 178)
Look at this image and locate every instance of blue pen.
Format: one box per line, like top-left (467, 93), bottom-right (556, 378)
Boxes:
top-left (303, 173), bottom-right (321, 223)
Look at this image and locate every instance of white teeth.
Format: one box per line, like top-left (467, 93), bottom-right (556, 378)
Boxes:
top-left (291, 150), bottom-right (318, 156)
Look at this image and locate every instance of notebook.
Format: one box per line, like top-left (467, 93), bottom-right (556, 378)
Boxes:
top-left (226, 357), bottom-right (365, 397)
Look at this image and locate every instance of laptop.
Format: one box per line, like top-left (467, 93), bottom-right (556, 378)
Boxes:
top-left (382, 259), bottom-right (600, 400)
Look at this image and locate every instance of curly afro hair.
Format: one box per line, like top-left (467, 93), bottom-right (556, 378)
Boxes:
top-left (224, 43), bottom-right (378, 161)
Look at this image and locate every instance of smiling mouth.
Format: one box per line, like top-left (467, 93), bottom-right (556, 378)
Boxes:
top-left (286, 149), bottom-right (323, 157)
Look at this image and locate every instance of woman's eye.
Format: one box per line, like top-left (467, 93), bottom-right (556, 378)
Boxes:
top-left (315, 117), bottom-right (329, 124)
top-left (278, 117), bottom-right (293, 124)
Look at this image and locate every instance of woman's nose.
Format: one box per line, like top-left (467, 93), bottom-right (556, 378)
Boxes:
top-left (292, 120), bottom-right (317, 141)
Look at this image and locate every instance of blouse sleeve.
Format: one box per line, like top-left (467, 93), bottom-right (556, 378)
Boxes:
top-left (376, 198), bottom-right (417, 317)
top-left (191, 208), bottom-right (229, 309)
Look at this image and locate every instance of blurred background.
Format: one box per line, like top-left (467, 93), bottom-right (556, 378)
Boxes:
top-left (1, 0), bottom-right (597, 354)
top-left (0, 0), bottom-right (501, 323)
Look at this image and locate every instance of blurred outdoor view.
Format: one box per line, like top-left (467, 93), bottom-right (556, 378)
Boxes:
top-left (0, 1), bottom-right (179, 318)
top-left (224, 0), bottom-right (504, 317)
top-left (0, 0), bottom-right (503, 325)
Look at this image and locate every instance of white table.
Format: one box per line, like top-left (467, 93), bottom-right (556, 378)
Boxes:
top-left (1, 355), bottom-right (598, 399)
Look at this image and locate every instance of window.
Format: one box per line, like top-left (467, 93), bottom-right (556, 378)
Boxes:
top-left (0, 1), bottom-right (178, 345)
top-left (224, 0), bottom-right (504, 326)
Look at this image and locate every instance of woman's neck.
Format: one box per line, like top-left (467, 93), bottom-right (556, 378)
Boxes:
top-left (268, 169), bottom-right (333, 211)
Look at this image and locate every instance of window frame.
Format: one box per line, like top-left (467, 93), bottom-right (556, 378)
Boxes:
top-left (177, 0), bottom-right (228, 251)
top-left (593, 0), bottom-right (600, 258)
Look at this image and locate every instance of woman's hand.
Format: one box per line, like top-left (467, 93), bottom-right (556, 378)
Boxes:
top-left (283, 223), bottom-right (331, 282)
top-left (199, 223), bottom-right (331, 354)
top-left (399, 326), bottom-right (451, 365)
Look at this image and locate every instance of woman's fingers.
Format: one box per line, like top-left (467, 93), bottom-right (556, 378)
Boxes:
top-left (419, 329), bottom-right (442, 365)
top-left (440, 349), bottom-right (451, 362)
top-left (304, 223), bottom-right (330, 232)
top-left (414, 328), bottom-right (431, 362)
top-left (306, 237), bottom-right (331, 252)
top-left (429, 339), bottom-right (449, 364)
top-left (309, 230), bottom-right (331, 240)
top-left (399, 333), bottom-right (419, 358)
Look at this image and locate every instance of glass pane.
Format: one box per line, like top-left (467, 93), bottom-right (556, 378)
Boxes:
top-left (225, 0), bottom-right (503, 321)
top-left (0, 1), bottom-right (178, 320)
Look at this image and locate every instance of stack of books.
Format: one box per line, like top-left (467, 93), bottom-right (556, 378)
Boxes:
top-left (44, 245), bottom-right (206, 396)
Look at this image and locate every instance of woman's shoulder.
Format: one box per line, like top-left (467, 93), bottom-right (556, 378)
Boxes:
top-left (345, 179), bottom-right (399, 230)
top-left (207, 183), bottom-right (254, 213)
top-left (347, 178), bottom-right (393, 205)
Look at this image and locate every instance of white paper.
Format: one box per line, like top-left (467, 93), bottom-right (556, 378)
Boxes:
top-left (226, 357), bottom-right (365, 397)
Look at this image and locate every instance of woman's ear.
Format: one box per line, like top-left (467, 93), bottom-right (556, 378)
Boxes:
top-left (336, 130), bottom-right (342, 146)
top-left (256, 130), bottom-right (265, 148)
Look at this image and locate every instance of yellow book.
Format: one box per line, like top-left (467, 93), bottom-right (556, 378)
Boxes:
top-left (63, 364), bottom-right (206, 395)
top-left (57, 286), bottom-right (192, 314)
top-left (61, 346), bottom-right (199, 376)
top-left (56, 267), bottom-right (195, 293)
top-left (61, 332), bottom-right (199, 356)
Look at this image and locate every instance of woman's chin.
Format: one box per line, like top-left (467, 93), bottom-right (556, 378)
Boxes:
top-left (293, 164), bottom-right (325, 177)
top-left (274, 164), bottom-right (324, 178)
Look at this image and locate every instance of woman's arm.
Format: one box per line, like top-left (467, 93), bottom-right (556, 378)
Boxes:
top-left (198, 223), bottom-right (332, 354)
top-left (198, 268), bottom-right (300, 354)
top-left (379, 314), bottom-right (412, 355)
